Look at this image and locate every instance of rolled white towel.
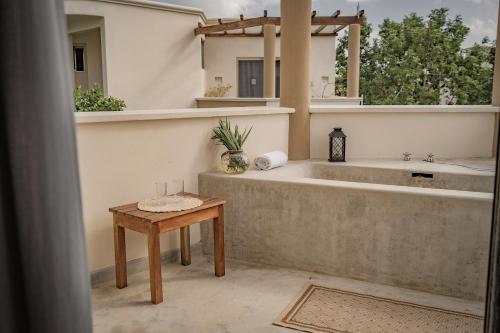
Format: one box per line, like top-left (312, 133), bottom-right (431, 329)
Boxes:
top-left (254, 151), bottom-right (288, 170)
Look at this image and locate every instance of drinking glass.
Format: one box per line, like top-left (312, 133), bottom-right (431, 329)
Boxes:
top-left (154, 182), bottom-right (167, 198)
top-left (167, 179), bottom-right (184, 198)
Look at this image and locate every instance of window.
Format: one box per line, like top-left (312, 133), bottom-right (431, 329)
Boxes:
top-left (201, 39), bottom-right (205, 69)
top-left (73, 46), bottom-right (85, 72)
top-left (238, 59), bottom-right (280, 97)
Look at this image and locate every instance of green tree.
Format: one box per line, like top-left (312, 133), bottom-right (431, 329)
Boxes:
top-left (336, 9), bottom-right (495, 105)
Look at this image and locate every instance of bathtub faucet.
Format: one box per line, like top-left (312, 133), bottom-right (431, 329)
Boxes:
top-left (424, 153), bottom-right (435, 163)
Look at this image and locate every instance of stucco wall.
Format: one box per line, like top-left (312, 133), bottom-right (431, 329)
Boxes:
top-left (204, 36), bottom-right (336, 98)
top-left (310, 106), bottom-right (498, 160)
top-left (75, 107), bottom-right (291, 272)
top-left (65, 0), bottom-right (205, 109)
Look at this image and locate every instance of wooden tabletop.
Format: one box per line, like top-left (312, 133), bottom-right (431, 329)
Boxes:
top-left (109, 192), bottom-right (225, 223)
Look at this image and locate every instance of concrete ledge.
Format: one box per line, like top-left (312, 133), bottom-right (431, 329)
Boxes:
top-left (200, 160), bottom-right (494, 202)
top-left (310, 105), bottom-right (500, 113)
top-left (75, 107), bottom-right (295, 124)
top-left (202, 171), bottom-right (493, 202)
top-left (195, 97), bottom-right (363, 106)
top-left (196, 97), bottom-right (279, 102)
top-left (91, 242), bottom-right (203, 286)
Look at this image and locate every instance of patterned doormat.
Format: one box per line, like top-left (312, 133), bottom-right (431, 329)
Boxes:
top-left (273, 284), bottom-right (483, 333)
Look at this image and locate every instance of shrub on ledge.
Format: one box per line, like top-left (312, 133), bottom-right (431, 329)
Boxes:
top-left (74, 84), bottom-right (126, 112)
top-left (204, 83), bottom-right (232, 97)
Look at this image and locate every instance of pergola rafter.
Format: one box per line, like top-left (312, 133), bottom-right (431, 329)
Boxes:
top-left (332, 25), bottom-right (347, 34)
top-left (194, 9), bottom-right (364, 37)
top-left (313, 10), bottom-right (340, 34)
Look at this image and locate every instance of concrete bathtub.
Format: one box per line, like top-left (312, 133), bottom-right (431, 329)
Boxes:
top-left (199, 160), bottom-right (494, 300)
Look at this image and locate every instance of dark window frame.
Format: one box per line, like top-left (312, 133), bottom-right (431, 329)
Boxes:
top-left (73, 46), bottom-right (85, 72)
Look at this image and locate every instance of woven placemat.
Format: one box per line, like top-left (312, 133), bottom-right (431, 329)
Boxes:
top-left (274, 284), bottom-right (483, 333)
top-left (137, 195), bottom-right (203, 212)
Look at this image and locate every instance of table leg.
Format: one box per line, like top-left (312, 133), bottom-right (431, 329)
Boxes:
top-left (213, 205), bottom-right (225, 277)
top-left (148, 226), bottom-right (163, 304)
top-left (180, 226), bottom-right (191, 266)
top-left (113, 217), bottom-right (127, 289)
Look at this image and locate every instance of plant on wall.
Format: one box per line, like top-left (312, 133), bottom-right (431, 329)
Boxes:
top-left (211, 118), bottom-right (252, 174)
top-left (74, 84), bottom-right (126, 112)
top-left (204, 83), bottom-right (232, 97)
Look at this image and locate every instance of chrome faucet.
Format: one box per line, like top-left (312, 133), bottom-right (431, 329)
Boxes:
top-left (424, 153), bottom-right (434, 163)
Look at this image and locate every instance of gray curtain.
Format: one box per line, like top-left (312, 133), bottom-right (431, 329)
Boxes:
top-left (0, 0), bottom-right (92, 332)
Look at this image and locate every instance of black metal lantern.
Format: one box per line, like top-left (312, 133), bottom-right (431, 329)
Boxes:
top-left (328, 128), bottom-right (346, 162)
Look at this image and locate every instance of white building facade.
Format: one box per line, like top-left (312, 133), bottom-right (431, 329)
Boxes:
top-left (65, 0), bottom-right (356, 109)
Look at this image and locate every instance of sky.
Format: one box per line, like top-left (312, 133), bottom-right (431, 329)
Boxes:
top-left (160, 0), bottom-right (499, 46)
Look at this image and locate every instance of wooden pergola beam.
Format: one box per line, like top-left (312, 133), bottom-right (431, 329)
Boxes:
top-left (195, 17), bottom-right (279, 35)
top-left (204, 32), bottom-right (337, 38)
top-left (312, 15), bottom-right (362, 25)
top-left (313, 10), bottom-right (340, 34)
top-left (194, 14), bottom-right (363, 35)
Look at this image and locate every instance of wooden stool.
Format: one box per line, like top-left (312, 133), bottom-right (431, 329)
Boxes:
top-left (109, 193), bottom-right (225, 304)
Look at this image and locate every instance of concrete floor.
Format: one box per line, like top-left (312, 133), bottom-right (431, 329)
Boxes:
top-left (92, 252), bottom-right (485, 333)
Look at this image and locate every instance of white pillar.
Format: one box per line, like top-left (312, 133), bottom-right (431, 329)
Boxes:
top-left (331, 31), bottom-right (337, 96)
top-left (280, 0), bottom-right (312, 160)
top-left (263, 24), bottom-right (276, 98)
top-left (347, 24), bottom-right (361, 98)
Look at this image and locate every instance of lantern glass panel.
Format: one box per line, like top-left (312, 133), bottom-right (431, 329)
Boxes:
top-left (331, 138), bottom-right (344, 159)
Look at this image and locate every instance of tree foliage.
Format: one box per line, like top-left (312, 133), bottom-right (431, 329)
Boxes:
top-left (336, 9), bottom-right (495, 105)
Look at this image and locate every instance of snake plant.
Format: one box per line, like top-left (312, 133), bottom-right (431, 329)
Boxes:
top-left (211, 118), bottom-right (252, 151)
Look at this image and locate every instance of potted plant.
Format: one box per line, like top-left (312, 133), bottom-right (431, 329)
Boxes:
top-left (211, 118), bottom-right (252, 174)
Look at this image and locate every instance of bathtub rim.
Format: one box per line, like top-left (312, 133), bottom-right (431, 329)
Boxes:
top-left (199, 171), bottom-right (493, 202)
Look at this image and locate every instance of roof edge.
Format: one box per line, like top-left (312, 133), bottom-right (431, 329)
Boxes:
top-left (79, 0), bottom-right (207, 22)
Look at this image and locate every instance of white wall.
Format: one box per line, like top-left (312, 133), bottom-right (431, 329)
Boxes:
top-left (75, 107), bottom-right (291, 272)
top-left (65, 0), bottom-right (206, 109)
top-left (310, 105), bottom-right (499, 160)
top-left (204, 36), bottom-right (336, 98)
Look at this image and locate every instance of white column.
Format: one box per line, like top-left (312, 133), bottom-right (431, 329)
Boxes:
top-left (347, 24), bottom-right (361, 98)
top-left (263, 24), bottom-right (276, 98)
top-left (280, 0), bottom-right (312, 160)
top-left (331, 31), bottom-right (337, 96)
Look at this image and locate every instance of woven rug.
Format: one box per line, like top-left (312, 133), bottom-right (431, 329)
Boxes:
top-left (273, 284), bottom-right (483, 333)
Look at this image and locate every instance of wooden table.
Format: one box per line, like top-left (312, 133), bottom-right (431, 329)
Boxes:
top-left (109, 193), bottom-right (225, 304)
